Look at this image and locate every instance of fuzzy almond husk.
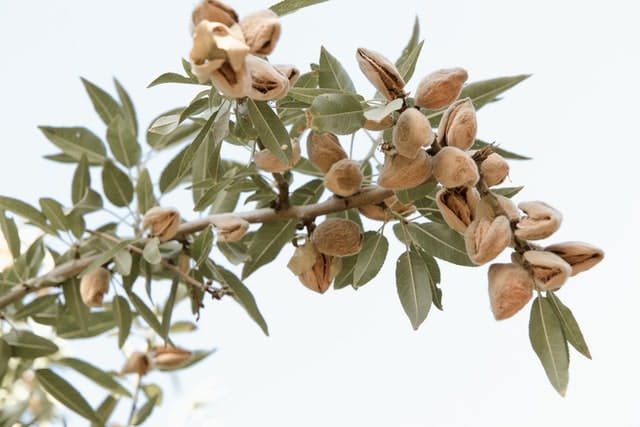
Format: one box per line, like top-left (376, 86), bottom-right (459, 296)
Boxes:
top-left (288, 241), bottom-right (319, 276)
top-left (377, 150), bottom-right (432, 190)
top-left (254, 139), bottom-right (301, 173)
top-left (363, 114), bottom-right (394, 131)
top-left (246, 54), bottom-right (290, 101)
top-left (298, 252), bottom-right (342, 294)
top-left (488, 263), bottom-right (534, 320)
top-left (311, 218), bottom-right (363, 257)
top-left (190, 21), bottom-right (249, 83)
top-left (121, 352), bottom-right (151, 376)
top-left (358, 195), bottom-right (416, 221)
top-left (324, 159), bottom-right (363, 197)
top-left (306, 131), bottom-right (347, 173)
top-left (464, 215), bottom-right (512, 265)
top-left (239, 10), bottom-right (281, 55)
top-left (523, 250), bottom-right (572, 291)
top-left (437, 98), bottom-right (477, 151)
top-left (152, 345), bottom-right (193, 370)
top-left (544, 241), bottom-right (604, 276)
top-left (274, 64), bottom-right (300, 87)
top-left (414, 68), bottom-right (468, 110)
top-left (436, 187), bottom-right (480, 234)
top-left (80, 267), bottom-right (111, 308)
top-left (514, 201), bottom-right (562, 240)
top-left (356, 47), bottom-right (406, 101)
top-left (142, 207), bottom-right (181, 242)
top-left (432, 146), bottom-right (479, 188)
top-left (393, 108), bottom-right (434, 159)
top-left (191, 0), bottom-right (238, 27)
top-left (210, 61), bottom-right (252, 98)
top-left (211, 215), bottom-right (250, 242)
top-left (481, 153), bottom-right (509, 187)
top-left (474, 195), bottom-right (520, 223)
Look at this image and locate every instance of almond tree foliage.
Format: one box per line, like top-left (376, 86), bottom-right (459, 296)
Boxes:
top-left (0, 0), bottom-right (604, 424)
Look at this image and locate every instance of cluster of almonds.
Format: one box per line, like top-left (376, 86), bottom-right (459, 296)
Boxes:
top-left (189, 0), bottom-right (299, 100)
top-left (120, 345), bottom-right (194, 376)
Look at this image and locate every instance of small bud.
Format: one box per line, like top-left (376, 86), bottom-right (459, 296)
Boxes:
top-left (435, 187), bottom-right (480, 234)
top-left (324, 159), bottom-right (363, 197)
top-left (80, 267), bottom-right (111, 308)
top-left (544, 242), bottom-right (604, 276)
top-left (514, 201), bottom-right (562, 240)
top-left (142, 207), bottom-right (181, 242)
top-left (488, 263), bottom-right (534, 320)
top-left (239, 10), bottom-right (281, 55)
top-left (432, 146), bottom-right (479, 188)
top-left (437, 98), bottom-right (477, 151)
top-left (274, 64), bottom-right (300, 87)
top-left (378, 150), bottom-right (433, 190)
top-left (246, 55), bottom-right (290, 101)
top-left (311, 218), bottom-right (363, 257)
top-left (298, 252), bottom-right (342, 294)
top-left (211, 215), bottom-right (249, 242)
top-left (523, 250), bottom-right (572, 291)
top-left (152, 345), bottom-right (193, 370)
top-left (254, 139), bottom-right (301, 173)
top-left (191, 0), bottom-right (238, 28)
top-left (358, 195), bottom-right (416, 221)
top-left (121, 352), bottom-right (151, 376)
top-left (393, 108), bottom-right (434, 159)
top-left (356, 47), bottom-right (406, 101)
top-left (306, 132), bottom-right (348, 173)
top-left (481, 153), bottom-right (509, 187)
top-left (414, 68), bottom-right (468, 110)
top-left (464, 215), bottom-right (512, 265)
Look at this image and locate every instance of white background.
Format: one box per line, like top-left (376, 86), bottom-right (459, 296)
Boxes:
top-left (1, 0), bottom-right (639, 426)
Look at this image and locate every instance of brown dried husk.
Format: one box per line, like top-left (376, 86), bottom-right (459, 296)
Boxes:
top-left (437, 98), bottom-right (477, 151)
top-left (377, 150), bottom-right (433, 190)
top-left (152, 345), bottom-right (193, 370)
top-left (212, 215), bottom-right (250, 242)
top-left (488, 263), bottom-right (534, 320)
top-left (121, 352), bottom-right (151, 376)
top-left (239, 10), bottom-right (281, 55)
top-left (544, 241), bottom-right (604, 276)
top-left (435, 187), bottom-right (480, 234)
top-left (190, 21), bottom-right (249, 83)
top-left (358, 195), bottom-right (416, 221)
top-left (523, 250), bottom-right (572, 291)
top-left (210, 61), bottom-right (252, 98)
top-left (142, 206), bottom-right (181, 242)
top-left (432, 146), bottom-right (479, 188)
top-left (414, 68), bottom-right (468, 110)
top-left (80, 267), bottom-right (111, 308)
top-left (246, 55), bottom-right (290, 101)
top-left (514, 201), bottom-right (562, 240)
top-left (311, 218), bottom-right (363, 257)
top-left (274, 64), bottom-right (300, 87)
top-left (356, 47), bottom-right (406, 101)
top-left (306, 131), bottom-right (347, 173)
top-left (191, 0), bottom-right (238, 27)
top-left (324, 159), bottom-right (363, 197)
top-left (464, 215), bottom-right (512, 265)
top-left (393, 108), bottom-right (434, 159)
top-left (481, 153), bottom-right (509, 187)
top-left (254, 139), bottom-right (300, 173)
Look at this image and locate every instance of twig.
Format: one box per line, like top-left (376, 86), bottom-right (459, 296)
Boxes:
top-left (126, 374), bottom-right (142, 427)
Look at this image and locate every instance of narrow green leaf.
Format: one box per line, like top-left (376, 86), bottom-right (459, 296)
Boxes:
top-left (113, 295), bottom-right (132, 348)
top-left (159, 145), bottom-right (190, 193)
top-left (128, 291), bottom-right (164, 337)
top-left (334, 254), bottom-right (357, 290)
top-left (309, 93), bottom-right (365, 135)
top-left (106, 115), bottom-right (141, 168)
top-left (192, 128), bottom-right (222, 203)
top-left (148, 122), bottom-right (200, 150)
top-left (79, 239), bottom-right (133, 276)
top-left (0, 338), bottom-right (10, 380)
top-left (179, 97), bottom-right (210, 123)
top-left (102, 160), bottom-right (134, 207)
top-left (191, 227), bottom-right (214, 268)
top-left (419, 251), bottom-right (443, 310)
top-left (529, 296), bottom-right (570, 396)
top-left (395, 17), bottom-right (420, 74)
top-left (176, 111), bottom-right (219, 181)
top-left (55, 357), bottom-right (130, 397)
top-left (493, 186), bottom-right (525, 198)
top-left (143, 238), bottom-right (162, 265)
top-left (114, 78), bottom-right (138, 137)
top-left (247, 99), bottom-right (291, 164)
top-left (471, 139), bottom-right (531, 160)
top-left (270, 0), bottom-right (328, 16)
top-left (396, 249), bottom-right (432, 330)
top-left (81, 78), bottom-right (121, 125)
top-left (396, 40), bottom-right (424, 84)
top-left (92, 395), bottom-right (119, 427)
top-left (162, 279), bottom-right (179, 341)
top-left (57, 311), bottom-right (116, 339)
top-left (286, 87), bottom-right (346, 104)
top-left (460, 74), bottom-right (531, 110)
top-left (136, 168), bottom-right (156, 214)
top-left (66, 209), bottom-right (86, 239)
top-left (353, 231), bottom-right (389, 288)
top-left (405, 222), bottom-right (475, 266)
top-left (242, 221), bottom-right (297, 279)
top-left (548, 292), bottom-right (591, 360)
top-left (319, 46), bottom-right (356, 93)
top-left (0, 210), bottom-right (21, 259)
top-left (169, 321), bottom-right (197, 333)
top-left (147, 72), bottom-right (198, 88)
top-left (73, 189), bottom-right (103, 214)
top-left (148, 114), bottom-right (180, 136)
top-left (133, 395), bottom-right (159, 426)
top-left (0, 196), bottom-right (52, 234)
top-left (215, 266), bottom-right (269, 335)
top-left (39, 126), bottom-right (107, 164)
top-left (13, 294), bottom-right (59, 321)
top-left (217, 240), bottom-right (250, 265)
top-left (25, 237), bottom-right (46, 277)
top-left (39, 198), bottom-right (68, 231)
top-left (114, 249), bottom-right (132, 276)
top-left (35, 368), bottom-right (101, 424)
top-left (5, 330), bottom-right (58, 358)
top-left (71, 154), bottom-right (91, 205)
top-left (63, 279), bottom-right (89, 335)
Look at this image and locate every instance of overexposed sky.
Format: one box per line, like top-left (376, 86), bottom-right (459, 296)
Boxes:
top-left (1, 1), bottom-right (639, 426)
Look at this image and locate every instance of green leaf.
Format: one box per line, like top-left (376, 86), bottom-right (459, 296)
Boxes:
top-left (143, 238), bottom-right (162, 265)
top-left (133, 394), bottom-right (160, 426)
top-left (5, 330), bottom-right (58, 358)
top-left (35, 368), bottom-right (101, 424)
top-left (148, 122), bottom-right (200, 150)
top-left (319, 46), bottom-right (356, 93)
top-left (192, 108), bottom-right (227, 203)
top-left (0, 196), bottom-right (52, 233)
top-left (269, 0), bottom-right (328, 16)
top-left (191, 227), bottom-right (214, 268)
top-left (79, 239), bottom-right (133, 276)
top-left (286, 87), bottom-right (347, 105)
top-left (403, 222), bottom-right (475, 266)
top-left (309, 93), bottom-right (365, 135)
top-left (73, 189), bottom-right (104, 214)
top-left (55, 357), bottom-right (130, 397)
top-left (159, 145), bottom-right (190, 193)
top-left (128, 291), bottom-right (164, 337)
top-left (136, 168), bottom-right (157, 214)
top-left (63, 279), bottom-right (89, 335)
top-left (57, 311), bottom-right (116, 339)
top-left (176, 111), bottom-right (219, 182)
top-left (420, 251), bottom-right (443, 311)
top-left (215, 266), bottom-right (269, 335)
top-left (0, 210), bottom-right (20, 259)
top-left (353, 231), bottom-right (389, 288)
top-left (217, 240), bottom-right (250, 265)
top-left (106, 115), bottom-right (141, 168)
top-left (148, 113), bottom-right (180, 136)
top-left (39, 198), bottom-right (68, 231)
top-left (334, 254), bottom-right (357, 290)
top-left (529, 296), bottom-right (570, 396)
top-left (396, 249), bottom-right (432, 330)
top-left (162, 279), bottom-right (179, 341)
top-left (0, 338), bottom-right (10, 381)
top-left (113, 295), bottom-right (132, 348)
top-left (66, 209), bottom-right (86, 239)
top-left (493, 186), bottom-right (525, 198)
top-left (460, 74), bottom-right (531, 110)
top-left (169, 321), bottom-right (197, 333)
top-left (81, 78), bottom-right (120, 125)
top-left (114, 78), bottom-right (138, 137)
top-left (394, 179), bottom-right (438, 204)
top-left (548, 292), bottom-right (591, 360)
top-left (102, 160), bottom-right (134, 207)
top-left (247, 99), bottom-right (292, 164)
top-left (395, 17), bottom-right (420, 80)
top-left (242, 221), bottom-right (297, 279)
top-left (71, 154), bottom-right (91, 205)
top-left (471, 139), bottom-right (531, 160)
top-left (147, 71), bottom-right (198, 88)
top-left (13, 294), bottom-right (59, 321)
top-left (92, 395), bottom-right (119, 427)
top-left (397, 39), bottom-right (424, 84)
top-left (39, 126), bottom-right (107, 164)
top-left (179, 97), bottom-right (210, 124)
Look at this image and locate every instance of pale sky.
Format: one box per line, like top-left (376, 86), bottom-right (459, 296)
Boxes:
top-left (1, 0), bottom-right (639, 426)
